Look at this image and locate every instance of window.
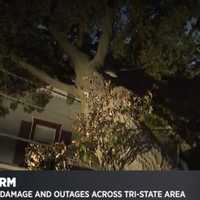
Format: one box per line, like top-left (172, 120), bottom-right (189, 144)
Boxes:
top-left (30, 118), bottom-right (62, 144)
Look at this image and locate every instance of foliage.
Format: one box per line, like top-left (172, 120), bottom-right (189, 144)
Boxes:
top-left (31, 90), bottom-right (52, 108)
top-left (0, 97), bottom-right (9, 117)
top-left (25, 143), bottom-right (71, 170)
top-left (71, 75), bottom-right (153, 170)
top-left (144, 112), bottom-right (178, 159)
top-left (0, 0), bottom-right (199, 169)
top-left (0, 55), bottom-right (53, 116)
top-left (130, 1), bottom-right (199, 79)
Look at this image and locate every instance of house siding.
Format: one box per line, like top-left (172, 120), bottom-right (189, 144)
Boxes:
top-left (0, 96), bottom-right (81, 165)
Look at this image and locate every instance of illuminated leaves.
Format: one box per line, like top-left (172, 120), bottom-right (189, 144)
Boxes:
top-left (25, 143), bottom-right (71, 170)
top-left (72, 75), bottom-right (153, 170)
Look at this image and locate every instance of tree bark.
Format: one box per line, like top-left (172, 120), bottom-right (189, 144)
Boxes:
top-left (90, 5), bottom-right (114, 68)
top-left (49, 4), bottom-right (114, 107)
top-left (123, 147), bottom-right (174, 170)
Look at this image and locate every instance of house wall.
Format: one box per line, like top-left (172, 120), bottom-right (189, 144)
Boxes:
top-left (0, 96), bottom-right (81, 165)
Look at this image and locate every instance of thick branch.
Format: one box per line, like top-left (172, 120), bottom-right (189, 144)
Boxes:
top-left (11, 55), bottom-right (79, 97)
top-left (91, 6), bottom-right (113, 68)
top-left (49, 26), bottom-right (90, 68)
top-left (49, 26), bottom-right (99, 93)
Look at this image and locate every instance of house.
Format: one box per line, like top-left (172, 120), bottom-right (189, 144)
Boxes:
top-left (0, 91), bottom-right (81, 170)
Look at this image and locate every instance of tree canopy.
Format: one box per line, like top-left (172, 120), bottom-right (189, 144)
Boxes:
top-left (1, 0), bottom-right (200, 170)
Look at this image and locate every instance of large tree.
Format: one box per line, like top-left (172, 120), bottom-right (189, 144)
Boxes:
top-left (1, 0), bottom-right (200, 169)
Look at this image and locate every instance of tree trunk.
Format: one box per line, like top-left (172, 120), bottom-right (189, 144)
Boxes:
top-left (123, 141), bottom-right (174, 170)
top-left (74, 62), bottom-right (105, 113)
